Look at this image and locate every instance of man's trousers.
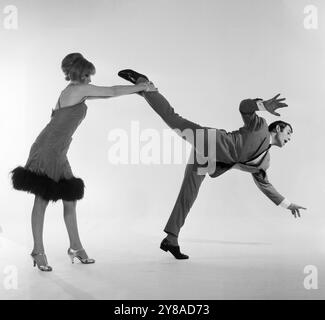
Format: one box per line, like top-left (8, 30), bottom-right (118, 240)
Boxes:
top-left (142, 91), bottom-right (208, 236)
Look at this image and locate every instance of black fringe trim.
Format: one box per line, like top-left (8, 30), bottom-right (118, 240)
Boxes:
top-left (10, 166), bottom-right (84, 202)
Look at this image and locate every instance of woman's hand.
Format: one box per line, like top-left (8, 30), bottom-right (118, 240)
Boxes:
top-left (143, 81), bottom-right (158, 92)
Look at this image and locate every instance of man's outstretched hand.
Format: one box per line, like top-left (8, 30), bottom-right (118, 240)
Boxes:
top-left (287, 203), bottom-right (307, 218)
top-left (263, 94), bottom-right (288, 116)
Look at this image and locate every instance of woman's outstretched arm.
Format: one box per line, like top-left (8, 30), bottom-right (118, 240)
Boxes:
top-left (77, 82), bottom-right (151, 100)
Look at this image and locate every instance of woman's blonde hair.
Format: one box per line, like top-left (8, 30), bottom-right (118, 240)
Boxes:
top-left (61, 53), bottom-right (96, 82)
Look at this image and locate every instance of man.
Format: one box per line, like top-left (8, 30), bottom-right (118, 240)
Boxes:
top-left (118, 69), bottom-right (307, 260)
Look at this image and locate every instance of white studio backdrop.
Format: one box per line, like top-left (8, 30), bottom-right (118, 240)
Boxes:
top-left (0, 0), bottom-right (324, 268)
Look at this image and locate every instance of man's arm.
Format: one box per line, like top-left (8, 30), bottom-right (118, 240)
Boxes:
top-left (252, 170), bottom-right (307, 217)
top-left (239, 94), bottom-right (288, 129)
top-left (239, 98), bottom-right (266, 130)
top-left (251, 170), bottom-right (289, 206)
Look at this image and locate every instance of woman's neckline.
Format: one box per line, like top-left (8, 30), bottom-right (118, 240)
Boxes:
top-left (52, 101), bottom-right (86, 113)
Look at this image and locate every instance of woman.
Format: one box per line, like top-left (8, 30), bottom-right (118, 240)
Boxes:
top-left (10, 53), bottom-right (156, 271)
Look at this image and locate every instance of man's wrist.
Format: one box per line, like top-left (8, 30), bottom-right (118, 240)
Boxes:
top-left (279, 198), bottom-right (291, 209)
top-left (256, 99), bottom-right (266, 111)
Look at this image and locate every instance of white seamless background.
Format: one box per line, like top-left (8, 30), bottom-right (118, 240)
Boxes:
top-left (0, 0), bottom-right (324, 299)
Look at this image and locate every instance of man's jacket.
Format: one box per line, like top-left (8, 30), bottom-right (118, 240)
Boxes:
top-left (193, 99), bottom-right (285, 205)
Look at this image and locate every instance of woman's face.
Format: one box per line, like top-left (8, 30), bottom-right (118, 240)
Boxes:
top-left (82, 74), bottom-right (92, 84)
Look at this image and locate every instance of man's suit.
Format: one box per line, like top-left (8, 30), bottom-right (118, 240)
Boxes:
top-left (142, 91), bottom-right (287, 237)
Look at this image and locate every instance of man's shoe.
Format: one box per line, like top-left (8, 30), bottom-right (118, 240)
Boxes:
top-left (118, 69), bottom-right (149, 84)
top-left (160, 238), bottom-right (189, 260)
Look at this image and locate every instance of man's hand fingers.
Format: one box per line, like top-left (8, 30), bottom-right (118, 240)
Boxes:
top-left (275, 103), bottom-right (288, 108)
top-left (272, 93), bottom-right (281, 100)
top-left (277, 98), bottom-right (286, 102)
top-left (297, 210), bottom-right (301, 218)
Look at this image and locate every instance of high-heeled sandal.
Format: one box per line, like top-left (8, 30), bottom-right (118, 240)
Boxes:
top-left (30, 252), bottom-right (53, 272)
top-left (67, 248), bottom-right (95, 264)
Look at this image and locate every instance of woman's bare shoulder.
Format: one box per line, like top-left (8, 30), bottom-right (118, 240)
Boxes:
top-left (57, 85), bottom-right (88, 109)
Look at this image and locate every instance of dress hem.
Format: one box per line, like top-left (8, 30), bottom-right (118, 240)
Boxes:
top-left (10, 166), bottom-right (84, 202)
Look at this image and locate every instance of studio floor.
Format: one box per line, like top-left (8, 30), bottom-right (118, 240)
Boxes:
top-left (1, 231), bottom-right (324, 300)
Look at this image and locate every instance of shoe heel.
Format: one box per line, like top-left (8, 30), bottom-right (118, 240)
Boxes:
top-left (30, 253), bottom-right (52, 271)
top-left (67, 248), bottom-right (75, 264)
top-left (160, 244), bottom-right (168, 252)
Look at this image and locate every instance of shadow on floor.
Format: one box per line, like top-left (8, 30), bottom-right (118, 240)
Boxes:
top-left (183, 238), bottom-right (272, 246)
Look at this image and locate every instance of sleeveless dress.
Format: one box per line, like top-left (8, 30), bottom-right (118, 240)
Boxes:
top-left (10, 98), bottom-right (88, 202)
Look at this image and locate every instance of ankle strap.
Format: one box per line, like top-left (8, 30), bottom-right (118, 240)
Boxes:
top-left (31, 252), bottom-right (46, 257)
top-left (69, 247), bottom-right (85, 253)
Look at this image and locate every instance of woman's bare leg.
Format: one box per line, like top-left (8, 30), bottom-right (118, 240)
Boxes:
top-left (63, 200), bottom-right (82, 248)
top-left (31, 195), bottom-right (49, 254)
top-left (63, 200), bottom-right (89, 259)
top-left (31, 195), bottom-right (52, 269)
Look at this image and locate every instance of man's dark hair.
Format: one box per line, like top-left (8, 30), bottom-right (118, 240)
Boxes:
top-left (268, 120), bottom-right (293, 133)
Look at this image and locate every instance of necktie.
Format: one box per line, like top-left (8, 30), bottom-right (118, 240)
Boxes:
top-left (245, 144), bottom-right (271, 164)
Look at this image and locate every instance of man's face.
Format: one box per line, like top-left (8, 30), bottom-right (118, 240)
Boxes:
top-left (275, 125), bottom-right (292, 147)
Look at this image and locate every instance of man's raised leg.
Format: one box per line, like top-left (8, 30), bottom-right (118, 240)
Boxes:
top-left (138, 79), bottom-right (217, 161)
top-left (118, 69), bottom-right (217, 161)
